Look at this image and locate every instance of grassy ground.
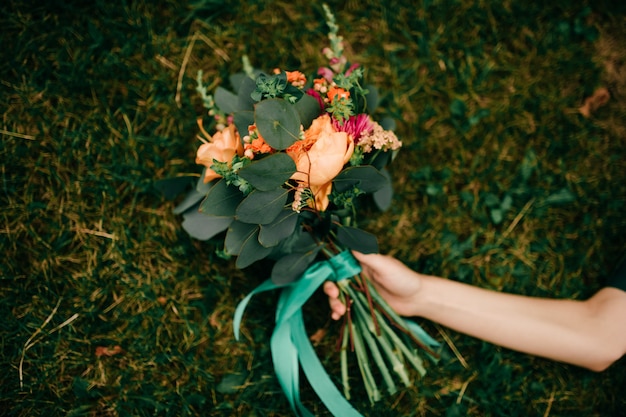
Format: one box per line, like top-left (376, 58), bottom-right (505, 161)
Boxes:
top-left (1, 0), bottom-right (625, 416)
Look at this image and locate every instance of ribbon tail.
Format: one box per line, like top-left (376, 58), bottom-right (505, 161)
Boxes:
top-left (404, 318), bottom-right (440, 349)
top-left (271, 289), bottom-right (316, 417)
top-left (233, 279), bottom-right (281, 340)
top-left (292, 309), bottom-right (363, 417)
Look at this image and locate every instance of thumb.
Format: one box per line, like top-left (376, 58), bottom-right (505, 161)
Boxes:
top-left (351, 250), bottom-right (384, 267)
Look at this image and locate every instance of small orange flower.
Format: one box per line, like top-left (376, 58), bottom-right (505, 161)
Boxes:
top-left (196, 124), bottom-right (244, 183)
top-left (246, 137), bottom-right (273, 155)
top-left (286, 70), bottom-right (307, 87)
top-left (312, 78), bottom-right (329, 96)
top-left (327, 86), bottom-right (350, 103)
top-left (243, 124), bottom-right (275, 159)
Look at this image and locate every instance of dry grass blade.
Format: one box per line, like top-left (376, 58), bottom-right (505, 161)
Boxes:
top-left (19, 299), bottom-right (63, 389)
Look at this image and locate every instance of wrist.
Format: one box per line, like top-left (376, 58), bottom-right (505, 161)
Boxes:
top-left (410, 273), bottom-right (434, 317)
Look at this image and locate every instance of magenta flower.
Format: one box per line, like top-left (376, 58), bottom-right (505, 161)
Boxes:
top-left (332, 114), bottom-right (374, 143)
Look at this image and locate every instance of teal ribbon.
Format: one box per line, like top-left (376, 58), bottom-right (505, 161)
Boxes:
top-left (233, 250), bottom-right (363, 417)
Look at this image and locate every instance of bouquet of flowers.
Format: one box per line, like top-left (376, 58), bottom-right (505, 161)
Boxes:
top-left (164, 5), bottom-right (439, 416)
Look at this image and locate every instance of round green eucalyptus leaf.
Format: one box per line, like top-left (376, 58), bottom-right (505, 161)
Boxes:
top-left (233, 111), bottom-right (254, 139)
top-left (259, 210), bottom-right (298, 247)
top-left (225, 220), bottom-right (258, 256)
top-left (373, 168), bottom-right (393, 211)
top-left (254, 98), bottom-right (301, 150)
top-left (294, 94), bottom-right (322, 129)
top-left (235, 188), bottom-right (289, 224)
top-left (224, 222), bottom-right (273, 268)
top-left (238, 153), bottom-right (296, 191)
top-left (333, 165), bottom-right (388, 193)
top-left (365, 84), bottom-right (379, 114)
top-left (271, 246), bottom-right (322, 285)
top-left (237, 76), bottom-right (257, 111)
top-left (181, 205), bottom-right (233, 241)
top-left (335, 225), bottom-right (379, 254)
top-left (173, 189), bottom-right (205, 215)
top-left (153, 175), bottom-right (194, 201)
top-left (214, 86), bottom-right (240, 114)
top-left (199, 179), bottom-right (244, 217)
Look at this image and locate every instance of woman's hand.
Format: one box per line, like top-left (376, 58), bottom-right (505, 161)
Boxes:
top-left (323, 251), bottom-right (424, 319)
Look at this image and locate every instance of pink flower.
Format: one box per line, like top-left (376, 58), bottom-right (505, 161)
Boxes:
top-left (345, 63), bottom-right (360, 76)
top-left (317, 67), bottom-right (334, 83)
top-left (332, 114), bottom-right (375, 143)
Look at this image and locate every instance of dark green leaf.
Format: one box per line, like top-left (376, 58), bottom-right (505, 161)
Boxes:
top-left (259, 210), bottom-right (298, 247)
top-left (468, 108), bottom-right (490, 126)
top-left (450, 98), bottom-right (466, 118)
top-left (196, 169), bottom-right (215, 194)
top-left (173, 189), bottom-right (204, 215)
top-left (200, 179), bottom-right (244, 217)
top-left (334, 165), bottom-right (388, 193)
top-left (238, 153), bottom-right (296, 191)
top-left (72, 377), bottom-right (98, 399)
top-left (214, 86), bottom-right (239, 114)
top-left (460, 190), bottom-right (474, 205)
top-left (373, 169), bottom-right (393, 211)
top-left (543, 188), bottom-right (576, 205)
top-left (368, 148), bottom-right (392, 170)
top-left (237, 76), bottom-right (257, 111)
top-left (365, 84), bottom-right (379, 114)
top-left (520, 148), bottom-right (537, 182)
top-left (237, 227), bottom-right (273, 268)
top-left (483, 193), bottom-right (501, 208)
top-left (268, 226), bottom-right (316, 259)
top-left (490, 207), bottom-right (503, 225)
top-left (182, 205), bottom-right (233, 240)
top-left (229, 72), bottom-right (246, 94)
top-left (271, 246), bottom-right (322, 285)
top-left (233, 111), bottom-right (254, 139)
top-left (224, 220), bottom-right (257, 255)
top-left (216, 373), bottom-right (247, 394)
top-left (336, 225), bottom-right (379, 253)
top-left (379, 116), bottom-right (396, 132)
top-left (426, 184), bottom-right (442, 196)
top-left (153, 176), bottom-right (194, 200)
top-left (294, 94), bottom-right (322, 129)
top-left (255, 99), bottom-right (301, 150)
top-left (501, 194), bottom-right (513, 211)
top-left (235, 188), bottom-right (289, 224)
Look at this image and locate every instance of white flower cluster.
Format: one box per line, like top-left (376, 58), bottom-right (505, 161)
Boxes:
top-left (356, 122), bottom-right (402, 153)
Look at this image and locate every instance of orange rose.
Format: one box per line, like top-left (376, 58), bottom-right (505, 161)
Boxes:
top-left (196, 124), bottom-right (244, 183)
top-left (288, 114), bottom-right (354, 210)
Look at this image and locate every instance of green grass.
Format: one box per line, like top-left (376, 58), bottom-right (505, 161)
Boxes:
top-left (1, 0), bottom-right (625, 416)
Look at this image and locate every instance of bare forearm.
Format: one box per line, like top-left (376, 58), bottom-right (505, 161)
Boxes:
top-left (413, 275), bottom-right (626, 371)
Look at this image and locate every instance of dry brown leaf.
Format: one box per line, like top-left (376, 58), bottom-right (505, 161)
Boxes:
top-left (579, 87), bottom-right (610, 117)
top-left (309, 328), bottom-right (327, 345)
top-left (95, 345), bottom-right (124, 357)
